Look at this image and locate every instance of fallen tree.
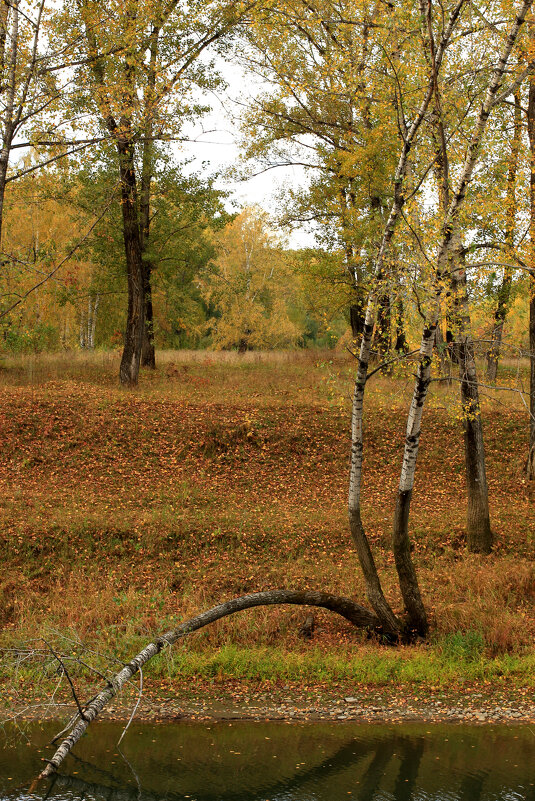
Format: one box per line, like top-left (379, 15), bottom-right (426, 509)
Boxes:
top-left (37, 589), bottom-right (381, 778)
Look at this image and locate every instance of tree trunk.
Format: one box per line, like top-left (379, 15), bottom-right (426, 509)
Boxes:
top-left (486, 93), bottom-right (521, 383)
top-left (375, 290), bottom-right (391, 357)
top-left (350, 301), bottom-right (365, 341)
top-left (118, 140), bottom-right (144, 387)
top-left (529, 275), bottom-right (535, 478)
top-left (88, 294), bottom-right (99, 349)
top-left (349, 302), bottom-right (401, 637)
top-left (451, 248), bottom-right (493, 553)
top-left (141, 260), bottom-right (155, 368)
top-left (527, 65), bottom-right (535, 479)
top-left (37, 589), bottom-right (381, 779)
top-left (139, 25), bottom-right (159, 370)
top-left (0, 1), bottom-right (17, 247)
top-left (392, 329), bottom-right (433, 637)
top-left (394, 298), bottom-right (409, 354)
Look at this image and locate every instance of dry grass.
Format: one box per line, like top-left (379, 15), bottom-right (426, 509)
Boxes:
top-left (0, 348), bottom-right (533, 686)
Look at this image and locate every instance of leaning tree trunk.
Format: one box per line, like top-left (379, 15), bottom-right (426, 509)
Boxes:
top-left (118, 139), bottom-right (145, 387)
top-left (349, 300), bottom-right (401, 637)
top-left (36, 590), bottom-right (381, 779)
top-left (451, 247), bottom-right (493, 553)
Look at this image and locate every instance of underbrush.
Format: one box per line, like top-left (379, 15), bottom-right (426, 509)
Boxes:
top-left (0, 350), bottom-right (533, 698)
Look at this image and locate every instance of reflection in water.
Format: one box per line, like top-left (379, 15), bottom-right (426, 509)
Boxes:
top-left (1, 720), bottom-right (534, 801)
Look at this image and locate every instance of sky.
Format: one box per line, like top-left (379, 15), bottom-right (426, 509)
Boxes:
top-left (178, 61), bottom-right (316, 249)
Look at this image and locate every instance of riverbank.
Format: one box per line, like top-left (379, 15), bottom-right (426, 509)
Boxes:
top-left (3, 678), bottom-right (535, 726)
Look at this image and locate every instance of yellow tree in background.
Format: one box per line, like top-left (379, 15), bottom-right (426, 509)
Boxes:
top-left (202, 207), bottom-right (301, 350)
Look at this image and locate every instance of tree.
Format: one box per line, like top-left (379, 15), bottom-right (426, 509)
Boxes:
top-left (57, 0), bottom-right (259, 385)
top-left (201, 207), bottom-right (302, 350)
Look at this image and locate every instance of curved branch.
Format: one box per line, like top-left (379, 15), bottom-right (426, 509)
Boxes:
top-left (37, 589), bottom-right (382, 780)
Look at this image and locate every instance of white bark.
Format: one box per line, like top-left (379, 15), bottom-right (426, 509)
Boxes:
top-left (398, 0), bottom-right (533, 498)
top-left (37, 590), bottom-right (380, 779)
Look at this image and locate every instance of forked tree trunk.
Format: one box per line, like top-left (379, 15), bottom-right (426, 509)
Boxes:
top-left (348, 0), bottom-right (469, 637)
top-left (37, 589), bottom-right (381, 779)
top-left (118, 140), bottom-right (145, 387)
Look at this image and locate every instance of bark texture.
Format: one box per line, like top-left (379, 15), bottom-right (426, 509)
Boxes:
top-left (528, 64), bottom-right (535, 479)
top-left (486, 94), bottom-right (521, 383)
top-left (452, 259), bottom-right (493, 553)
top-left (118, 140), bottom-right (145, 387)
top-left (348, 0), bottom-right (467, 637)
top-left (38, 590), bottom-right (380, 778)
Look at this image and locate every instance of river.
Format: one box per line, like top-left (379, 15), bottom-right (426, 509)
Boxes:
top-left (1, 720), bottom-right (534, 800)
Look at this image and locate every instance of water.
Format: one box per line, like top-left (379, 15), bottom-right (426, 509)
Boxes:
top-left (1, 720), bottom-right (534, 800)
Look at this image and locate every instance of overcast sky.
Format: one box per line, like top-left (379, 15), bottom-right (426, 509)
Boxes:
top-left (178, 61), bottom-right (316, 249)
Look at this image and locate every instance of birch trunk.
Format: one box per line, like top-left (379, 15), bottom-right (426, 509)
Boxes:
top-left (88, 294), bottom-right (99, 349)
top-left (349, 302), bottom-right (400, 636)
top-left (348, 0), bottom-right (468, 636)
top-left (37, 589), bottom-right (381, 778)
top-left (392, 0), bottom-right (532, 622)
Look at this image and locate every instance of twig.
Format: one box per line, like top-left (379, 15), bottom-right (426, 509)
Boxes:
top-left (42, 639), bottom-right (88, 723)
top-left (117, 665), bottom-right (143, 746)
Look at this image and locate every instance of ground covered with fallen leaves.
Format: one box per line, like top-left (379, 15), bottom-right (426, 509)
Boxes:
top-left (0, 350), bottom-right (533, 718)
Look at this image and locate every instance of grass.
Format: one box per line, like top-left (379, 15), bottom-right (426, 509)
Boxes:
top-left (0, 348), bottom-right (533, 702)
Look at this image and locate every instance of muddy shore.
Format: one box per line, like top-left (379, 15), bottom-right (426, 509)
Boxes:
top-left (4, 681), bottom-right (535, 725)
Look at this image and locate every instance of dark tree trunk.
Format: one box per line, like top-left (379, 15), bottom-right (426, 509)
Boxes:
top-left (394, 298), bottom-right (409, 353)
top-left (486, 274), bottom-right (513, 384)
top-left (434, 323), bottom-right (451, 378)
top-left (138, 25), bottom-right (159, 371)
top-left (486, 94), bottom-right (521, 383)
top-left (350, 301), bottom-right (365, 341)
top-left (141, 259), bottom-right (156, 368)
top-left (461, 364), bottom-right (493, 553)
top-left (451, 250), bottom-right (493, 553)
top-left (118, 140), bottom-right (145, 387)
top-left (529, 276), bottom-right (535, 478)
top-left (375, 291), bottom-right (391, 356)
top-left (527, 67), bottom-right (535, 479)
